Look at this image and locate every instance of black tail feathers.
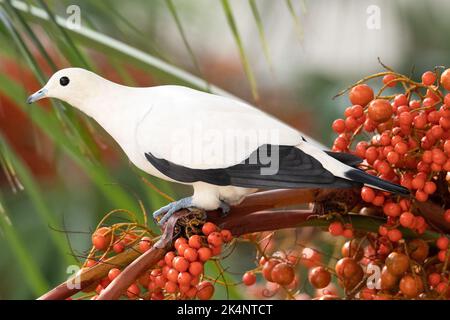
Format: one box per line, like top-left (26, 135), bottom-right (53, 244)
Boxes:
top-left (344, 169), bottom-right (410, 196)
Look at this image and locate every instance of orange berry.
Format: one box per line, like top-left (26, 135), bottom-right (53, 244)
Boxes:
top-left (399, 212), bottom-right (414, 228)
top-left (332, 119), bottom-right (346, 133)
top-left (440, 68), bottom-right (450, 91)
top-left (387, 229), bottom-right (402, 242)
top-left (242, 271), bottom-right (257, 286)
top-left (368, 99), bottom-right (393, 123)
top-left (328, 221), bottom-right (344, 236)
top-left (422, 71), bottom-right (436, 86)
top-left (383, 74), bottom-right (397, 87)
top-left (126, 283), bottom-right (140, 299)
top-left (207, 232), bottom-right (223, 247)
top-left (164, 251), bottom-right (175, 267)
top-left (165, 281), bottom-right (178, 294)
top-left (92, 227), bottom-right (112, 251)
top-left (166, 268), bottom-right (179, 283)
top-left (196, 281), bottom-right (214, 300)
top-left (183, 247), bottom-right (198, 262)
top-left (188, 235), bottom-right (202, 249)
top-left (197, 247), bottom-right (212, 262)
top-left (139, 236), bottom-right (152, 253)
top-left (177, 272), bottom-right (192, 286)
top-left (108, 268), bottom-right (121, 281)
top-left (436, 236), bottom-right (449, 250)
top-left (423, 181), bottom-right (437, 195)
top-left (189, 261), bottom-right (204, 276)
top-left (220, 229), bottom-right (233, 243)
top-left (173, 256), bottom-right (189, 272)
top-left (201, 222), bottom-right (217, 236)
top-left (174, 237), bottom-right (187, 250)
top-left (383, 202), bottom-right (401, 217)
top-left (361, 187), bottom-right (375, 203)
top-left (349, 84), bottom-right (374, 106)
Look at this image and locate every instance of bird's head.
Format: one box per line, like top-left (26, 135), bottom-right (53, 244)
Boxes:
top-left (27, 68), bottom-right (103, 110)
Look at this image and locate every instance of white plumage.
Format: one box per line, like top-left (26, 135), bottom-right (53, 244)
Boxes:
top-left (27, 68), bottom-right (408, 224)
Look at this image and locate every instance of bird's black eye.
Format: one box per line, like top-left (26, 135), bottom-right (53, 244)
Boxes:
top-left (59, 76), bottom-right (70, 86)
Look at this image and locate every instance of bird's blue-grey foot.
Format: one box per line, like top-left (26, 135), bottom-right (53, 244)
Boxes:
top-left (218, 201), bottom-right (230, 217)
top-left (152, 196), bottom-right (193, 225)
top-left (153, 197), bottom-right (231, 225)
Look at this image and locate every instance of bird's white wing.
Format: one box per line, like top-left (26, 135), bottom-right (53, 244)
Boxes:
top-left (135, 86), bottom-right (302, 170)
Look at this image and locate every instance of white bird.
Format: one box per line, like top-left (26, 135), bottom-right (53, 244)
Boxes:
top-left (27, 68), bottom-right (409, 225)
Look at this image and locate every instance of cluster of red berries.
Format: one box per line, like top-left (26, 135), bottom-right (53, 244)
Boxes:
top-left (320, 67), bottom-right (450, 299)
top-left (331, 68), bottom-right (450, 242)
top-left (241, 245), bottom-right (339, 299)
top-left (86, 222), bottom-right (232, 300)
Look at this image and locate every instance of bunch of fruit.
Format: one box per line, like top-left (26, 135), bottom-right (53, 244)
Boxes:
top-left (82, 220), bottom-right (232, 300)
top-left (327, 66), bottom-right (449, 298)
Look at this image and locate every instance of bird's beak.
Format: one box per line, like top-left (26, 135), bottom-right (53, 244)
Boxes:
top-left (27, 88), bottom-right (48, 104)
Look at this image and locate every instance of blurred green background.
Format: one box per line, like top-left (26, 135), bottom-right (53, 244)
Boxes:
top-left (0, 0), bottom-right (450, 299)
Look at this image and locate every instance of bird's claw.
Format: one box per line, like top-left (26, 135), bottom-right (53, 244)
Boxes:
top-left (219, 201), bottom-right (230, 217)
top-left (152, 196), bottom-right (193, 226)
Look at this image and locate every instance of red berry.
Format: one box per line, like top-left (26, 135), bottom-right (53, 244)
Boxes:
top-left (173, 256), bottom-right (189, 272)
top-left (189, 261), bottom-right (203, 276)
top-left (349, 84), bottom-right (374, 106)
top-left (126, 283), bottom-right (140, 299)
top-left (207, 232), bottom-right (223, 247)
top-left (444, 209), bottom-right (450, 223)
top-left (332, 119), bottom-right (346, 133)
top-left (183, 247), bottom-right (198, 262)
top-left (108, 268), bottom-right (121, 281)
top-left (345, 116), bottom-right (358, 130)
top-left (352, 105), bottom-right (364, 117)
top-left (271, 263), bottom-right (295, 286)
top-left (92, 227), bottom-right (112, 251)
top-left (139, 236), bottom-right (152, 253)
top-left (328, 221), bottom-right (344, 236)
top-left (387, 151), bottom-right (400, 164)
top-left (394, 94), bottom-right (408, 107)
top-left (423, 181), bottom-right (437, 195)
top-left (188, 235), bottom-right (202, 249)
top-left (399, 212), bottom-right (415, 228)
top-left (196, 281), bottom-right (214, 300)
top-left (164, 251), bottom-right (175, 267)
top-left (308, 266), bottom-right (331, 289)
top-left (174, 237), bottom-right (187, 250)
top-left (166, 268), bottom-right (179, 283)
top-left (394, 142), bottom-right (408, 155)
top-left (242, 271), bottom-right (257, 286)
top-left (438, 250), bottom-right (449, 262)
top-left (177, 272), bottom-right (192, 286)
top-left (165, 281), bottom-right (178, 294)
top-left (383, 74), bottom-right (397, 87)
top-left (387, 229), bottom-right (402, 242)
top-left (177, 243), bottom-right (189, 256)
top-left (415, 190), bottom-right (428, 202)
top-left (220, 229), bottom-right (233, 243)
top-left (197, 247), bottom-right (212, 262)
top-left (437, 236), bottom-right (449, 250)
top-left (428, 273), bottom-right (441, 287)
top-left (368, 99), bottom-right (393, 123)
top-left (112, 242), bottom-right (125, 253)
top-left (440, 68), bottom-right (450, 91)
top-left (201, 222), bottom-right (217, 236)
top-left (399, 274), bottom-right (424, 298)
top-left (361, 187), bottom-right (375, 203)
top-left (422, 71), bottom-right (436, 86)
top-left (383, 202), bottom-right (401, 217)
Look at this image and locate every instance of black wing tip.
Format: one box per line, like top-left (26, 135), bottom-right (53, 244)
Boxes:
top-left (345, 169), bottom-right (410, 196)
